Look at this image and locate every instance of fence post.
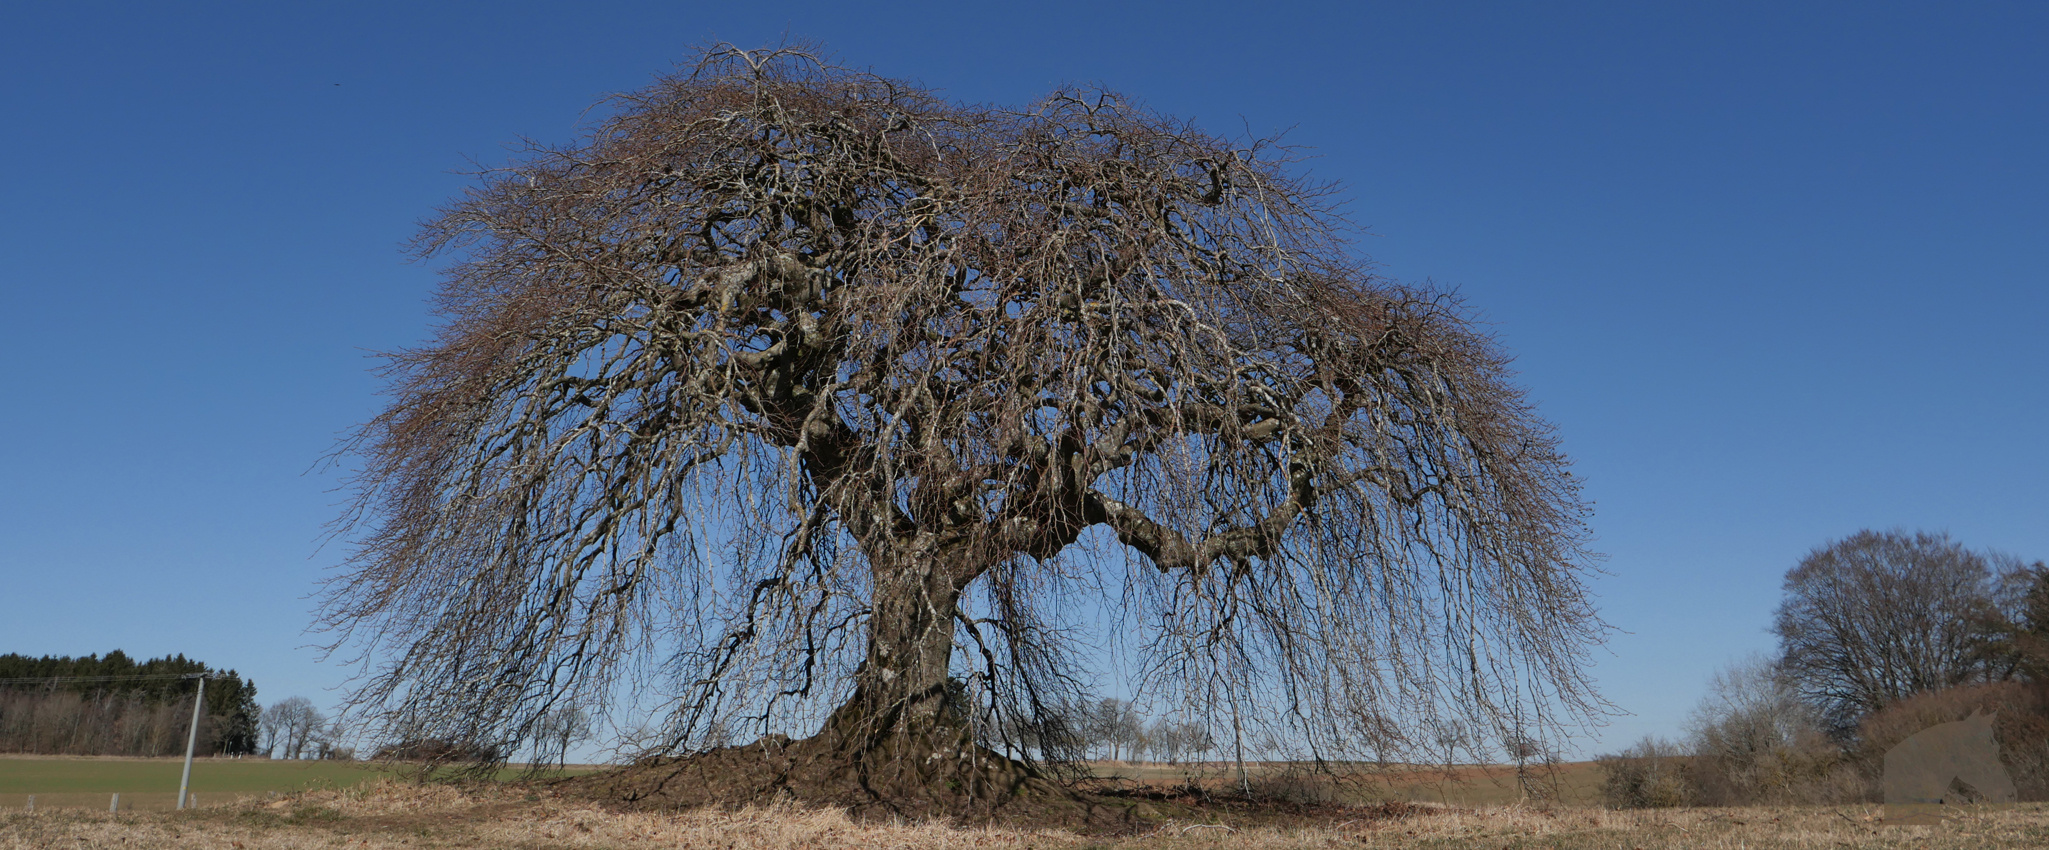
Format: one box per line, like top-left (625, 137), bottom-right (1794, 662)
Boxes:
top-left (110, 793), bottom-right (119, 813)
top-left (24, 795), bottom-right (31, 812)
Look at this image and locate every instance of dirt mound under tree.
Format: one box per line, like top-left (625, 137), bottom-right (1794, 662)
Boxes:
top-left (558, 729), bottom-right (1466, 833)
top-left (561, 724), bottom-right (1187, 830)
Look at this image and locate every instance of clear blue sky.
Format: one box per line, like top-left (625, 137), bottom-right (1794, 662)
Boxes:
top-left (2, 1), bottom-right (2042, 759)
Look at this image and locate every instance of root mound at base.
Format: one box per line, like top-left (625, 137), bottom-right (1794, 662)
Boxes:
top-left (564, 731), bottom-right (1172, 829)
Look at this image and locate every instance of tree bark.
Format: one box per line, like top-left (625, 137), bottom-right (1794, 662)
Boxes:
top-left (826, 546), bottom-right (970, 742)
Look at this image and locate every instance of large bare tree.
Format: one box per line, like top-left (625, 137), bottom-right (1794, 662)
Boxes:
top-left (324, 47), bottom-right (1603, 804)
top-left (1775, 529), bottom-right (2013, 736)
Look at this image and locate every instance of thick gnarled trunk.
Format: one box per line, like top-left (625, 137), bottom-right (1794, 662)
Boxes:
top-left (825, 542), bottom-right (972, 743)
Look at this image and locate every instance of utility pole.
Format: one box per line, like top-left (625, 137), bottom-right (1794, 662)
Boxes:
top-left (178, 674), bottom-right (207, 810)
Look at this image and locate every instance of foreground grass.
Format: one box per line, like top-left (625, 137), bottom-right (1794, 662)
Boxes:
top-left (3, 779), bottom-right (2046, 849)
top-left (0, 754), bottom-right (1596, 812)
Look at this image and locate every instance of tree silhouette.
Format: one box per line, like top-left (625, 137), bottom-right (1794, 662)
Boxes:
top-left (324, 46), bottom-right (1604, 805)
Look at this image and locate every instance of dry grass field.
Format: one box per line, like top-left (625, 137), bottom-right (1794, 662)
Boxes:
top-left (1085, 759), bottom-right (1609, 807)
top-left (3, 775), bottom-right (2046, 849)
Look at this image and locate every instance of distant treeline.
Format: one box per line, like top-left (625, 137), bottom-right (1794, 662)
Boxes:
top-left (0, 651), bottom-right (260, 756)
top-left (1598, 532), bottom-right (2049, 808)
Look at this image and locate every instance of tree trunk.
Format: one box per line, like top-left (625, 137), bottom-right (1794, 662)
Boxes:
top-left (572, 540), bottom-right (1163, 823)
top-left (824, 548), bottom-right (969, 742)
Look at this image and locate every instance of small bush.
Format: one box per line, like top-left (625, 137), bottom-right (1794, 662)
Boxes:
top-left (1685, 655), bottom-right (1864, 804)
top-left (1597, 736), bottom-right (1690, 808)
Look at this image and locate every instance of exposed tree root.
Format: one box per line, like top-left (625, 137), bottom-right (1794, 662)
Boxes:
top-left (565, 727), bottom-right (1177, 829)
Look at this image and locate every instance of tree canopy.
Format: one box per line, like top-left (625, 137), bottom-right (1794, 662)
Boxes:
top-left (324, 47), bottom-right (1604, 795)
top-left (1776, 529), bottom-right (2038, 737)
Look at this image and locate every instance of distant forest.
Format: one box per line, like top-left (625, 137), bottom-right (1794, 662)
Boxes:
top-left (0, 651), bottom-right (260, 756)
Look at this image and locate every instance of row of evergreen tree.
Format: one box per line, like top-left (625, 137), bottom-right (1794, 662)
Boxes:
top-left (0, 651), bottom-right (260, 756)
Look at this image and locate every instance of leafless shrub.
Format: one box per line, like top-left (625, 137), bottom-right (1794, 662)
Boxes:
top-left (1682, 656), bottom-right (1858, 805)
top-left (1596, 736), bottom-right (1690, 809)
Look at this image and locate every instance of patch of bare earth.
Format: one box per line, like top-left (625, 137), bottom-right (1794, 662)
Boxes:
top-left (565, 734), bottom-right (1186, 831)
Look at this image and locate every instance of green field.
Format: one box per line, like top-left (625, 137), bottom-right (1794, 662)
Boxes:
top-left (0, 757), bottom-right (585, 812)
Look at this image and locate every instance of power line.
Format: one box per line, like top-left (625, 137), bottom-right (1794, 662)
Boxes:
top-left (0, 673), bottom-right (214, 685)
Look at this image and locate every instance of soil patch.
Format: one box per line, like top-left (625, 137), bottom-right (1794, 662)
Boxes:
top-left (561, 737), bottom-right (1449, 833)
top-left (564, 734), bottom-right (1191, 831)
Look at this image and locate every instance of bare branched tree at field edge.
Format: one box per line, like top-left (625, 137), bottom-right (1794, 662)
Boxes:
top-left (322, 46), bottom-right (1606, 809)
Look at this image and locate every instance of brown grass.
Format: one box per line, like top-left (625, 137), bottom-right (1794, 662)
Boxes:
top-left (3, 778), bottom-right (2047, 849)
top-left (1084, 759), bottom-right (1610, 807)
